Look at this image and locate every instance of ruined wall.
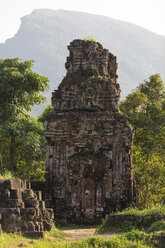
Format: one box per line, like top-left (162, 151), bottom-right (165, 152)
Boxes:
top-left (45, 39), bottom-right (134, 224)
top-left (0, 179), bottom-right (54, 237)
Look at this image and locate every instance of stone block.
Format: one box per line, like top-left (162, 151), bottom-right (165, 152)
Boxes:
top-left (0, 189), bottom-right (10, 201)
top-left (46, 208), bottom-right (54, 220)
top-left (31, 181), bottom-right (45, 200)
top-left (43, 220), bottom-right (52, 231)
top-left (39, 201), bottom-right (45, 209)
top-left (39, 222), bottom-right (44, 231)
top-left (23, 231), bottom-right (45, 238)
top-left (20, 221), bottom-right (35, 232)
top-left (0, 179), bottom-right (22, 190)
top-left (10, 189), bottom-right (22, 200)
top-left (6, 199), bottom-right (24, 208)
top-left (20, 208), bottom-right (36, 221)
top-left (0, 208), bottom-right (21, 221)
top-left (24, 199), bottom-right (39, 208)
top-left (22, 189), bottom-right (35, 200)
top-left (0, 178), bottom-right (54, 235)
top-left (34, 208), bottom-right (43, 222)
top-left (26, 181), bottom-right (31, 189)
top-left (35, 191), bottom-right (42, 201)
top-left (34, 222), bottom-right (41, 231)
top-left (1, 221), bottom-right (21, 233)
top-left (26, 221), bottom-right (36, 232)
top-left (21, 180), bottom-right (27, 189)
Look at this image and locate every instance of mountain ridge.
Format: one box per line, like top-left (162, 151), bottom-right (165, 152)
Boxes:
top-left (0, 9), bottom-right (165, 115)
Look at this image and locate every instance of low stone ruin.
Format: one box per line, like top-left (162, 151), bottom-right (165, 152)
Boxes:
top-left (0, 179), bottom-right (54, 237)
top-left (45, 39), bottom-right (134, 224)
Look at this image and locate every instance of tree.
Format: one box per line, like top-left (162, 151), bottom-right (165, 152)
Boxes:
top-left (120, 74), bottom-right (165, 207)
top-left (0, 58), bottom-right (49, 175)
top-left (38, 104), bottom-right (53, 123)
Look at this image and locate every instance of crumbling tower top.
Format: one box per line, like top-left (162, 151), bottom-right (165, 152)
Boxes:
top-left (52, 39), bottom-right (120, 112)
top-left (65, 39), bottom-right (118, 82)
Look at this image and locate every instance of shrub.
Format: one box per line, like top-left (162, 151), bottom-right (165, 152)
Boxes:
top-left (148, 220), bottom-right (165, 232)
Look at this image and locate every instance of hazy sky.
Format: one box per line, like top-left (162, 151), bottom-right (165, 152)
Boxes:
top-left (0, 0), bottom-right (165, 43)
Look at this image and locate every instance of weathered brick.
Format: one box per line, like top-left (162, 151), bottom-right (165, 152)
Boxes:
top-left (0, 179), bottom-right (53, 235)
top-left (45, 39), bottom-right (134, 224)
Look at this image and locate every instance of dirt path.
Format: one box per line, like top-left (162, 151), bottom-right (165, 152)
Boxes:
top-left (62, 228), bottom-right (118, 242)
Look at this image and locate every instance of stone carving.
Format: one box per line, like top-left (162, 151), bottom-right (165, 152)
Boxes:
top-left (45, 39), bottom-right (134, 224)
top-left (0, 179), bottom-right (54, 237)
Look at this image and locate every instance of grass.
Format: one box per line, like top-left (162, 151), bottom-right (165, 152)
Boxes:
top-left (55, 235), bottom-right (152, 248)
top-left (0, 232), bottom-right (30, 248)
top-left (96, 205), bottom-right (165, 235)
top-left (1, 206), bottom-right (165, 247)
top-left (116, 204), bottom-right (165, 216)
top-left (58, 223), bottom-right (97, 230)
top-left (0, 226), bottom-right (64, 248)
top-left (0, 226), bottom-right (164, 248)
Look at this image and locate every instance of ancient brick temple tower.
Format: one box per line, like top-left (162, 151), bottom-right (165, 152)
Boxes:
top-left (45, 39), bottom-right (134, 224)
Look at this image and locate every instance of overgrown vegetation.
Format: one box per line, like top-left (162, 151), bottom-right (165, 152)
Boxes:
top-left (97, 205), bottom-right (165, 234)
top-left (0, 58), bottom-right (49, 180)
top-left (82, 37), bottom-right (96, 42)
top-left (120, 74), bottom-right (165, 208)
top-left (0, 171), bottom-right (15, 179)
top-left (0, 226), bottom-right (64, 248)
top-left (1, 228), bottom-right (165, 248)
top-left (116, 204), bottom-right (165, 216)
top-left (95, 205), bottom-right (165, 247)
top-left (0, 206), bottom-right (165, 247)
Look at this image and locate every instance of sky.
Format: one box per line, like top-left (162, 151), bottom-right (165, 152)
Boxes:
top-left (0, 0), bottom-right (165, 43)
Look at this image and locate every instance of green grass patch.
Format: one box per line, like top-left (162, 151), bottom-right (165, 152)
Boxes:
top-left (96, 217), bottom-right (137, 234)
top-left (0, 227), bottom-right (165, 248)
top-left (116, 205), bottom-right (165, 216)
top-left (0, 226), bottom-right (64, 248)
top-left (58, 223), bottom-right (97, 230)
top-left (0, 232), bottom-right (28, 248)
top-left (51, 235), bottom-right (155, 248)
top-left (96, 205), bottom-right (165, 234)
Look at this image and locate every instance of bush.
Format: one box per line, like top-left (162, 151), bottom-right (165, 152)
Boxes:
top-left (148, 220), bottom-right (165, 232)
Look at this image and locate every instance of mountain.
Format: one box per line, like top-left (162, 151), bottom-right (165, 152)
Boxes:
top-left (0, 9), bottom-right (165, 115)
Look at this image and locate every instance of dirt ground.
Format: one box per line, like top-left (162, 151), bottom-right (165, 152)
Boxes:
top-left (62, 228), bottom-right (117, 242)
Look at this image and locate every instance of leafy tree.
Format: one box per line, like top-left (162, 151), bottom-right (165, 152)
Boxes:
top-left (0, 58), bottom-right (49, 176)
top-left (38, 104), bottom-right (53, 123)
top-left (120, 74), bottom-right (165, 208)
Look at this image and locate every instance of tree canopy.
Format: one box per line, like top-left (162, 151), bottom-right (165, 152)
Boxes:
top-left (120, 74), bottom-right (165, 207)
top-left (0, 58), bottom-right (49, 177)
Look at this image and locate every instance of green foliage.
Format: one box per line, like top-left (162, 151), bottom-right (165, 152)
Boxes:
top-left (55, 236), bottom-right (151, 248)
top-left (45, 226), bottom-right (65, 239)
top-left (97, 205), bottom-right (165, 237)
top-left (120, 74), bottom-right (165, 208)
top-left (38, 104), bottom-right (53, 123)
top-left (0, 223), bottom-right (165, 248)
top-left (116, 205), bottom-right (165, 216)
top-left (82, 37), bottom-right (96, 42)
top-left (0, 58), bottom-right (49, 178)
top-left (0, 58), bottom-right (49, 112)
top-left (148, 220), bottom-right (165, 232)
top-left (0, 171), bottom-right (15, 179)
